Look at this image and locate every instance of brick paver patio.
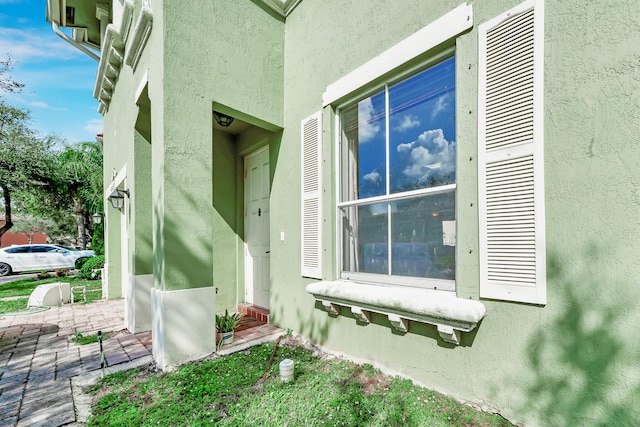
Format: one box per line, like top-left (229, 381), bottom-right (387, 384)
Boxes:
top-left (0, 300), bottom-right (151, 427)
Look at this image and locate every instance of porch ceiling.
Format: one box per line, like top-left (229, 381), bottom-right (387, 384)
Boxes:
top-left (213, 114), bottom-right (251, 135)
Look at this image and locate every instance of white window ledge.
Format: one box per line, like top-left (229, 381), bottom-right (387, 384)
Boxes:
top-left (306, 281), bottom-right (486, 345)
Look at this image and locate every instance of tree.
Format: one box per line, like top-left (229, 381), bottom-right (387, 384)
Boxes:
top-left (0, 55), bottom-right (103, 249)
top-left (0, 55), bottom-right (55, 241)
top-left (0, 100), bottom-right (58, 241)
top-left (13, 142), bottom-right (104, 249)
top-left (0, 55), bottom-right (23, 94)
top-left (55, 142), bottom-right (104, 248)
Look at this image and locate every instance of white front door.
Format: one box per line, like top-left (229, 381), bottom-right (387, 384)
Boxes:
top-left (244, 147), bottom-right (270, 309)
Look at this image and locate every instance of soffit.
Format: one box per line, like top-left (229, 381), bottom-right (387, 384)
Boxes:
top-left (46, 0), bottom-right (108, 47)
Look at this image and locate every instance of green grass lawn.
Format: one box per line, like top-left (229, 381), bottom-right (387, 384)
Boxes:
top-left (0, 297), bottom-right (30, 314)
top-left (0, 276), bottom-right (102, 313)
top-left (87, 341), bottom-right (513, 427)
top-left (71, 331), bottom-right (112, 345)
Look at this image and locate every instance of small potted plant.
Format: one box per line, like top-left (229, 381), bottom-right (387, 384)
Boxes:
top-left (216, 309), bottom-right (242, 347)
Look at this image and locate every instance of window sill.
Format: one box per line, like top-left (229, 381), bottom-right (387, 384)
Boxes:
top-left (306, 280), bottom-right (486, 345)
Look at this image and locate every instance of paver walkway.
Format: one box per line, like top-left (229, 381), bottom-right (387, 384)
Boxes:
top-left (0, 300), bottom-right (151, 427)
top-left (0, 299), bottom-right (283, 426)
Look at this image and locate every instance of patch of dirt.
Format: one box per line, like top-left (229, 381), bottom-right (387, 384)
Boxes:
top-left (357, 371), bottom-right (392, 395)
top-left (279, 334), bottom-right (333, 360)
top-left (87, 362), bottom-right (156, 403)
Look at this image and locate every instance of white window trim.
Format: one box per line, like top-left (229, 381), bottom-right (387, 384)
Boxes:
top-left (322, 3), bottom-right (473, 107)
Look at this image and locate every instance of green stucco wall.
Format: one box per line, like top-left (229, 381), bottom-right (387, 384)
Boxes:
top-left (266, 1), bottom-right (640, 425)
top-left (103, 0), bottom-right (284, 301)
top-left (102, 46), bottom-right (147, 298)
top-left (153, 0), bottom-right (283, 296)
top-left (212, 129), bottom-right (240, 313)
top-left (98, 0), bottom-right (639, 423)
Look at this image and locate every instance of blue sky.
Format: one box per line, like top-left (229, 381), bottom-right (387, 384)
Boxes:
top-left (0, 0), bottom-right (102, 143)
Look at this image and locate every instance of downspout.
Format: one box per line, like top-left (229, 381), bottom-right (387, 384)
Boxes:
top-left (51, 20), bottom-right (100, 62)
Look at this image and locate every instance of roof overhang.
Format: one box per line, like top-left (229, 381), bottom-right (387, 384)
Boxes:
top-left (45, 0), bottom-right (104, 49)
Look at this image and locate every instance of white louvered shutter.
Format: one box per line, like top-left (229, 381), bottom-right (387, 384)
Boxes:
top-left (478, 0), bottom-right (546, 304)
top-left (301, 112), bottom-right (322, 278)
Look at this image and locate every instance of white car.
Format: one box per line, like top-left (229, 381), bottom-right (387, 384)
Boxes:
top-left (0, 244), bottom-right (95, 277)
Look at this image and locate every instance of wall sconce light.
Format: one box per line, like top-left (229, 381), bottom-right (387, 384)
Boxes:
top-left (92, 212), bottom-right (105, 224)
top-left (108, 189), bottom-right (130, 209)
top-left (213, 111), bottom-right (234, 127)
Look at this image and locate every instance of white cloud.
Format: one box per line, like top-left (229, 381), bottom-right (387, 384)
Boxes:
top-left (0, 27), bottom-right (80, 63)
top-left (396, 129), bottom-right (455, 180)
top-left (431, 93), bottom-right (451, 119)
top-left (83, 118), bottom-right (103, 135)
top-left (363, 171), bottom-right (382, 184)
top-left (397, 141), bottom-right (412, 154)
top-left (29, 100), bottom-right (49, 108)
top-left (358, 98), bottom-right (381, 143)
top-left (394, 114), bottom-right (420, 132)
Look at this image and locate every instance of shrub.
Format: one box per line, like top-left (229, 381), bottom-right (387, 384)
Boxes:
top-left (75, 257), bottom-right (90, 269)
top-left (91, 223), bottom-right (105, 255)
top-left (37, 271), bottom-right (49, 280)
top-left (78, 255), bottom-right (105, 280)
top-left (56, 269), bottom-right (69, 277)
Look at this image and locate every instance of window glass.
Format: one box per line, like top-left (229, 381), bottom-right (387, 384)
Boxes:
top-left (31, 246), bottom-right (49, 253)
top-left (340, 92), bottom-right (387, 200)
top-left (5, 246), bottom-right (31, 254)
top-left (341, 203), bottom-right (389, 274)
top-left (391, 193), bottom-right (455, 280)
top-left (389, 57), bottom-right (456, 193)
top-left (339, 56), bottom-right (456, 287)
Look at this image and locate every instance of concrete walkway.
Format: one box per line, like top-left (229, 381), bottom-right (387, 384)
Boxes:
top-left (0, 299), bottom-right (283, 426)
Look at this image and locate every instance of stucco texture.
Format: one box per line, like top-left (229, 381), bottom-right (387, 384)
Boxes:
top-left (267, 0), bottom-right (640, 425)
top-left (98, 0), bottom-right (640, 424)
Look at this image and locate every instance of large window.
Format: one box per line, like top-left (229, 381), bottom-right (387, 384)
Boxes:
top-left (338, 56), bottom-right (456, 290)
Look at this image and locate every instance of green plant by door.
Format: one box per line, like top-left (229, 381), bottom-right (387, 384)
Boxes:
top-left (215, 309), bottom-right (242, 333)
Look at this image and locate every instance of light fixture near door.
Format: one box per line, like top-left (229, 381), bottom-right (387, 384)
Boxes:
top-left (213, 111), bottom-right (234, 127)
top-left (108, 189), bottom-right (130, 210)
top-left (92, 211), bottom-right (105, 224)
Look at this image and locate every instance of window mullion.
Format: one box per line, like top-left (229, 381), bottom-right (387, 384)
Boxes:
top-left (337, 184), bottom-right (457, 208)
top-left (385, 84), bottom-right (392, 276)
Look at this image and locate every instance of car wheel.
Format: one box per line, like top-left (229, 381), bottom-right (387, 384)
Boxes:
top-left (75, 258), bottom-right (87, 269)
top-left (0, 262), bottom-right (12, 277)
